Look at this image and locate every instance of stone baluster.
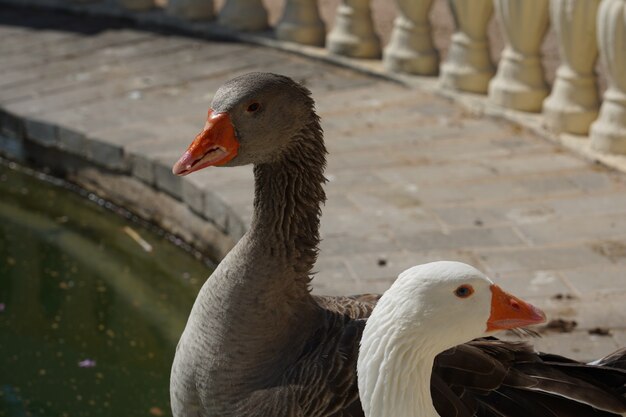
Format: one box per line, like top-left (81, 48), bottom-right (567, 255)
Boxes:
top-left (276, 0), bottom-right (326, 46)
top-left (118, 0), bottom-right (154, 10)
top-left (383, 0), bottom-right (438, 74)
top-left (440, 0), bottom-right (494, 93)
top-left (590, 0), bottom-right (626, 153)
top-left (488, 0), bottom-right (550, 112)
top-left (543, 0), bottom-right (600, 134)
top-left (167, 0), bottom-right (214, 20)
top-left (218, 0), bottom-right (268, 31)
top-left (326, 0), bottom-right (381, 59)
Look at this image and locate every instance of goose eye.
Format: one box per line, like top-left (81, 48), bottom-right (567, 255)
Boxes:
top-left (247, 102), bottom-right (261, 112)
top-left (454, 284), bottom-right (474, 298)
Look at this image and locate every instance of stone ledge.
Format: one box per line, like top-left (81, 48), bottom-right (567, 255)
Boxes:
top-left (2, 0), bottom-right (624, 175)
top-left (0, 110), bottom-right (241, 261)
top-left (68, 166), bottom-right (236, 261)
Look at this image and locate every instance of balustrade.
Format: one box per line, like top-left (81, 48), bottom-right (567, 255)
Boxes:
top-left (440, 0), bottom-right (494, 93)
top-left (590, 0), bottom-right (626, 153)
top-left (384, 0), bottom-right (438, 75)
top-left (488, 0), bottom-right (550, 112)
top-left (326, 0), bottom-right (381, 59)
top-left (276, 0), bottom-right (326, 46)
top-left (543, 0), bottom-right (600, 135)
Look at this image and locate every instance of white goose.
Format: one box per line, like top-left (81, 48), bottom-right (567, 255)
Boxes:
top-left (358, 261), bottom-right (626, 417)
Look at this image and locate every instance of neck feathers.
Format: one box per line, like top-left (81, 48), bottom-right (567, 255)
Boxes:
top-left (251, 114), bottom-right (326, 283)
top-left (359, 317), bottom-right (440, 417)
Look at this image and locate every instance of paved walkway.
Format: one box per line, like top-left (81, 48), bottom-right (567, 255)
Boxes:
top-left (1, 5), bottom-right (625, 361)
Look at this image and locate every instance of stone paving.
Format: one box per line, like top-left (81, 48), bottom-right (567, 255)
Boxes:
top-left (1, 4), bottom-right (626, 361)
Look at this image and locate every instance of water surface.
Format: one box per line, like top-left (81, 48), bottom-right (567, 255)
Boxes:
top-left (0, 161), bottom-right (212, 416)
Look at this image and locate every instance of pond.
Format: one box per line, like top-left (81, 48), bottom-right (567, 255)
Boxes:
top-left (0, 160), bottom-right (213, 417)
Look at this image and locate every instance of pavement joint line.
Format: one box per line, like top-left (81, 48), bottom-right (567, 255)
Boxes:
top-left (511, 226), bottom-right (535, 248)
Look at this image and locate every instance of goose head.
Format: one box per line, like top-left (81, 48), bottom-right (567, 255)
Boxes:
top-left (368, 261), bottom-right (546, 349)
top-left (358, 261), bottom-right (546, 417)
top-left (172, 72), bottom-right (317, 175)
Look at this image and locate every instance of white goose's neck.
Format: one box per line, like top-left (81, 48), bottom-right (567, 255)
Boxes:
top-left (357, 262), bottom-right (496, 417)
top-left (358, 325), bottom-right (441, 417)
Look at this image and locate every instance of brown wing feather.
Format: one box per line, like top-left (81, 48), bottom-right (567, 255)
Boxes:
top-left (231, 312), bottom-right (366, 417)
top-left (592, 348), bottom-right (626, 370)
top-left (281, 314), bottom-right (366, 417)
top-left (313, 294), bottom-right (381, 319)
top-left (433, 338), bottom-right (626, 417)
top-left (233, 296), bottom-right (376, 417)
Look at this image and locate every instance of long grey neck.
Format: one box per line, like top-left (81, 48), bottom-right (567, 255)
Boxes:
top-left (177, 117), bottom-right (327, 400)
top-left (248, 117), bottom-right (327, 299)
top-left (171, 116), bottom-right (328, 414)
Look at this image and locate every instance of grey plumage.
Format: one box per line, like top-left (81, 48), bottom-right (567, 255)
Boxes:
top-left (170, 72), bottom-right (626, 417)
top-left (171, 73), bottom-right (373, 417)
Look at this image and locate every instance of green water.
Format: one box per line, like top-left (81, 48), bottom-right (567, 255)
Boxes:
top-left (0, 161), bottom-right (212, 417)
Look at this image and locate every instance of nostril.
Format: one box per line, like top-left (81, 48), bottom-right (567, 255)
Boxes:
top-left (510, 299), bottom-right (521, 311)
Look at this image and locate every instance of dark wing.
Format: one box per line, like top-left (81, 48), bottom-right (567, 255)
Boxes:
top-left (313, 294), bottom-right (381, 319)
top-left (281, 313), bottom-right (367, 417)
top-left (432, 338), bottom-right (626, 417)
top-left (591, 347), bottom-right (626, 370)
top-left (236, 299), bottom-right (374, 417)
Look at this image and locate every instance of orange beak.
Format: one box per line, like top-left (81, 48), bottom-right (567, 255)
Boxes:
top-left (486, 285), bottom-right (546, 332)
top-left (172, 109), bottom-right (239, 176)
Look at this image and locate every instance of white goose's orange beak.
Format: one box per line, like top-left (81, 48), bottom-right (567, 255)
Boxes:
top-left (172, 109), bottom-right (239, 176)
top-left (486, 285), bottom-right (546, 332)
